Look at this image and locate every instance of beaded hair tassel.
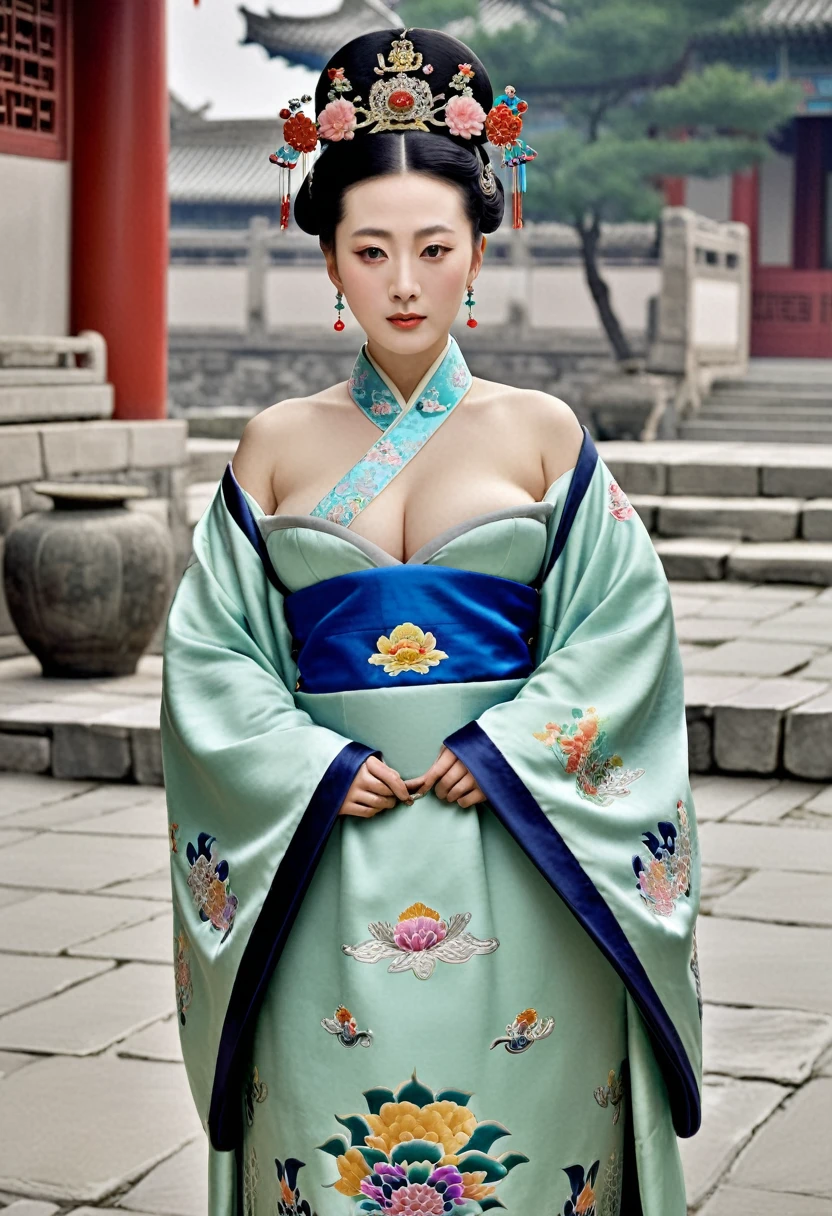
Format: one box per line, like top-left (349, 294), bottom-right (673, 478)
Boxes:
top-left (484, 86), bottom-right (537, 229)
top-left (269, 95), bottom-right (317, 230)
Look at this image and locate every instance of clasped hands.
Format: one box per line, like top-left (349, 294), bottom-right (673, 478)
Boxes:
top-left (338, 747), bottom-right (486, 819)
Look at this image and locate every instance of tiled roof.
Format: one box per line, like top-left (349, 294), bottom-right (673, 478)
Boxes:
top-left (239, 0), bottom-right (399, 70)
top-left (747, 0), bottom-right (832, 33)
top-left (169, 142), bottom-right (281, 203)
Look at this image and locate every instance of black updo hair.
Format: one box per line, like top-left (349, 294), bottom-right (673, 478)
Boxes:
top-left (293, 27), bottom-right (505, 245)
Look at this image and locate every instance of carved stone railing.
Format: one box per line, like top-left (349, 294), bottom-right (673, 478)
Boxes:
top-left (0, 331), bottom-right (113, 422)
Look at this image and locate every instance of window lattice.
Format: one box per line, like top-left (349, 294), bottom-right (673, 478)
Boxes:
top-left (0, 0), bottom-right (65, 157)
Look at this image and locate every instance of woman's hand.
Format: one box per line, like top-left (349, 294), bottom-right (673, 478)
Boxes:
top-left (338, 755), bottom-right (414, 818)
top-left (405, 746), bottom-right (486, 809)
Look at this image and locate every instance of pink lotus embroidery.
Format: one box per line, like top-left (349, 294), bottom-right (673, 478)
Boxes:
top-left (343, 901), bottom-right (499, 980)
top-left (608, 481), bottom-right (635, 521)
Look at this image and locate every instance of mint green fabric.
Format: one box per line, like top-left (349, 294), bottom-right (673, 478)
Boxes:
top-left (161, 454), bottom-right (700, 1216)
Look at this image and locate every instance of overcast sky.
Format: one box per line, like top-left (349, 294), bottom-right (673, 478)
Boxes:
top-left (167, 0), bottom-right (330, 118)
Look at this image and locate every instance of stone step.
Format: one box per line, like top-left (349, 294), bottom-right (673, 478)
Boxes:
top-left (1, 651), bottom-right (830, 781)
top-left (187, 437), bottom-right (235, 485)
top-left (697, 404), bottom-right (832, 422)
top-left (680, 420), bottom-right (832, 444)
top-left (654, 537), bottom-right (832, 585)
top-left (631, 496), bottom-right (805, 542)
top-left (707, 386), bottom-right (832, 404)
top-left (599, 439), bottom-right (832, 499)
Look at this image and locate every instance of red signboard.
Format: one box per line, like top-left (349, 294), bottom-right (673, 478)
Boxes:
top-left (752, 267), bottom-right (832, 357)
top-left (0, 0), bottom-right (66, 159)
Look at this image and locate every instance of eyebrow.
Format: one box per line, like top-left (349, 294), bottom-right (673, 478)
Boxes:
top-left (350, 224), bottom-right (456, 238)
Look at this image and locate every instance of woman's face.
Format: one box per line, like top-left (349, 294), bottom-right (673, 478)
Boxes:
top-left (324, 171), bottom-right (484, 357)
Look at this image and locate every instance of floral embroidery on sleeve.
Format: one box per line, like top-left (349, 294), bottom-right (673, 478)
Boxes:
top-left (174, 929), bottom-right (192, 1025)
top-left (368, 623), bottom-right (449, 676)
top-left (593, 1068), bottom-right (625, 1123)
top-left (276, 1157), bottom-right (317, 1216)
top-left (185, 832), bottom-right (238, 940)
top-left (321, 1004), bottom-right (373, 1048)
top-left (489, 1006), bottom-right (555, 1054)
top-left (561, 1161), bottom-right (600, 1216)
top-left (533, 708), bottom-right (645, 806)
top-left (342, 900), bottom-right (499, 980)
top-left (608, 481), bottom-right (634, 521)
top-left (632, 799), bottom-right (692, 916)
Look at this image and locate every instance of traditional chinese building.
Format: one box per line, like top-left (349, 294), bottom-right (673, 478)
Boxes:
top-left (0, 0), bottom-right (168, 418)
top-left (242, 0), bottom-right (832, 359)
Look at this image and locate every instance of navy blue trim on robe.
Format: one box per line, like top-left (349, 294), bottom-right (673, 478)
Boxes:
top-left (535, 425), bottom-right (599, 589)
top-left (208, 739), bottom-right (381, 1151)
top-left (443, 721), bottom-right (701, 1139)
top-left (222, 462), bottom-right (293, 598)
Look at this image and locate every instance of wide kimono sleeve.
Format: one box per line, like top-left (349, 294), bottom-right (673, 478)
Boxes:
top-left (160, 469), bottom-right (379, 1153)
top-left (444, 437), bottom-right (703, 1154)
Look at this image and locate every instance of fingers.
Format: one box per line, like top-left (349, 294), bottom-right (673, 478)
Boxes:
top-left (354, 789), bottom-right (397, 811)
top-left (434, 759), bottom-right (469, 801)
top-left (365, 756), bottom-right (413, 804)
top-left (415, 746), bottom-right (456, 793)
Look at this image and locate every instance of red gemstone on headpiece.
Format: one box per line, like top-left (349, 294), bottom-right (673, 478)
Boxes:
top-left (279, 107), bottom-right (291, 119)
top-left (388, 89), bottom-right (415, 112)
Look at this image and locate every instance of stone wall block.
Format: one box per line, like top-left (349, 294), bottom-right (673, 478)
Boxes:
top-left (131, 728), bottom-right (164, 786)
top-left (0, 426), bottom-right (42, 486)
top-left (669, 462), bottom-right (760, 497)
top-left (803, 500), bottom-right (832, 541)
top-left (128, 420), bottom-right (188, 469)
top-left (714, 678), bottom-right (824, 774)
top-left (0, 486), bottom-right (23, 534)
top-left (686, 709), bottom-right (713, 773)
top-left (0, 731), bottom-right (50, 773)
top-left (40, 421), bottom-right (130, 478)
top-left (52, 724), bottom-right (132, 781)
top-left (783, 689), bottom-right (832, 780)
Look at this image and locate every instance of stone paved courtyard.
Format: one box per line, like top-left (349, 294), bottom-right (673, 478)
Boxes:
top-left (0, 763), bottom-right (830, 1215)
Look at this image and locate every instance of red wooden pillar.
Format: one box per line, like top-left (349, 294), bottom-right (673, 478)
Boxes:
top-left (70, 0), bottom-right (168, 419)
top-left (731, 165), bottom-right (759, 268)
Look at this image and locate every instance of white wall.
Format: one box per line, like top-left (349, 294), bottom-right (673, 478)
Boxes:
top-left (686, 175), bottom-right (732, 223)
top-left (0, 153), bottom-right (71, 335)
top-left (169, 259), bottom-right (659, 334)
top-left (759, 151), bottom-right (794, 267)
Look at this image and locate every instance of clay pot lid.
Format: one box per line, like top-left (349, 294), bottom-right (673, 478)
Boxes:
top-left (33, 481), bottom-right (150, 507)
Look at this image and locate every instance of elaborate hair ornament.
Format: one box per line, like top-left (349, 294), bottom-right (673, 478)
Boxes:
top-left (269, 33), bottom-right (535, 229)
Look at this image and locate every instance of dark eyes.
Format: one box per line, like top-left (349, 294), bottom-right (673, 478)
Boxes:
top-left (356, 244), bottom-right (451, 262)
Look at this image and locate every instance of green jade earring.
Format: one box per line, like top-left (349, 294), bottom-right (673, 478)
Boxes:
top-left (334, 290), bottom-right (345, 332)
top-left (465, 285), bottom-right (477, 328)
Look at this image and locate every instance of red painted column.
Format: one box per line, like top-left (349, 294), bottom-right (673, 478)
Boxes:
top-left (731, 166), bottom-right (759, 268)
top-left (70, 0), bottom-right (168, 419)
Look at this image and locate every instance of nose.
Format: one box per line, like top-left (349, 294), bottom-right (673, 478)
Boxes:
top-left (388, 256), bottom-right (421, 309)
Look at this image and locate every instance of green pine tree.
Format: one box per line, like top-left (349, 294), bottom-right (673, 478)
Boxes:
top-left (399, 0), bottom-right (801, 360)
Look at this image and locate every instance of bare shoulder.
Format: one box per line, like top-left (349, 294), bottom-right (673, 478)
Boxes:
top-left (473, 377), bottom-right (584, 484)
top-left (231, 383), bottom-right (347, 513)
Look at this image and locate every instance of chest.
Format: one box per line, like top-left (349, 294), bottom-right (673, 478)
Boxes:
top-left (275, 395), bottom-right (542, 563)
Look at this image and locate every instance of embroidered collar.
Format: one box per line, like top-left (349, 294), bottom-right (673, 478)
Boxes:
top-left (310, 336), bottom-right (473, 527)
top-left (346, 336), bottom-right (471, 431)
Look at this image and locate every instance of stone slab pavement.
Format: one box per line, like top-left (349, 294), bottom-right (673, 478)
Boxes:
top-left (0, 772), bottom-right (831, 1214)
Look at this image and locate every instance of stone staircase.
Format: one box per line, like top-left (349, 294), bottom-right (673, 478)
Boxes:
top-left (599, 440), bottom-right (832, 585)
top-left (680, 360), bottom-right (832, 444)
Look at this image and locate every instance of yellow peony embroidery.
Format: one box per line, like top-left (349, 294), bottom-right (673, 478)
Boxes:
top-left (364, 1099), bottom-right (478, 1158)
top-left (367, 621), bottom-right (448, 676)
top-left (333, 1146), bottom-right (371, 1196)
top-left (398, 901), bottom-right (440, 922)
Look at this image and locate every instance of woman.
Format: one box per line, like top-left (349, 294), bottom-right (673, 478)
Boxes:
top-left (161, 27), bottom-right (702, 1216)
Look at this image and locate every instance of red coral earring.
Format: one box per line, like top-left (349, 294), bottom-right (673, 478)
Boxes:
top-left (334, 290), bottom-right (345, 331)
top-left (465, 285), bottom-right (477, 328)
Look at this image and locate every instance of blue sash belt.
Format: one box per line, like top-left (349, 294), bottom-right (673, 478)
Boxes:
top-left (283, 565), bottom-right (540, 694)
